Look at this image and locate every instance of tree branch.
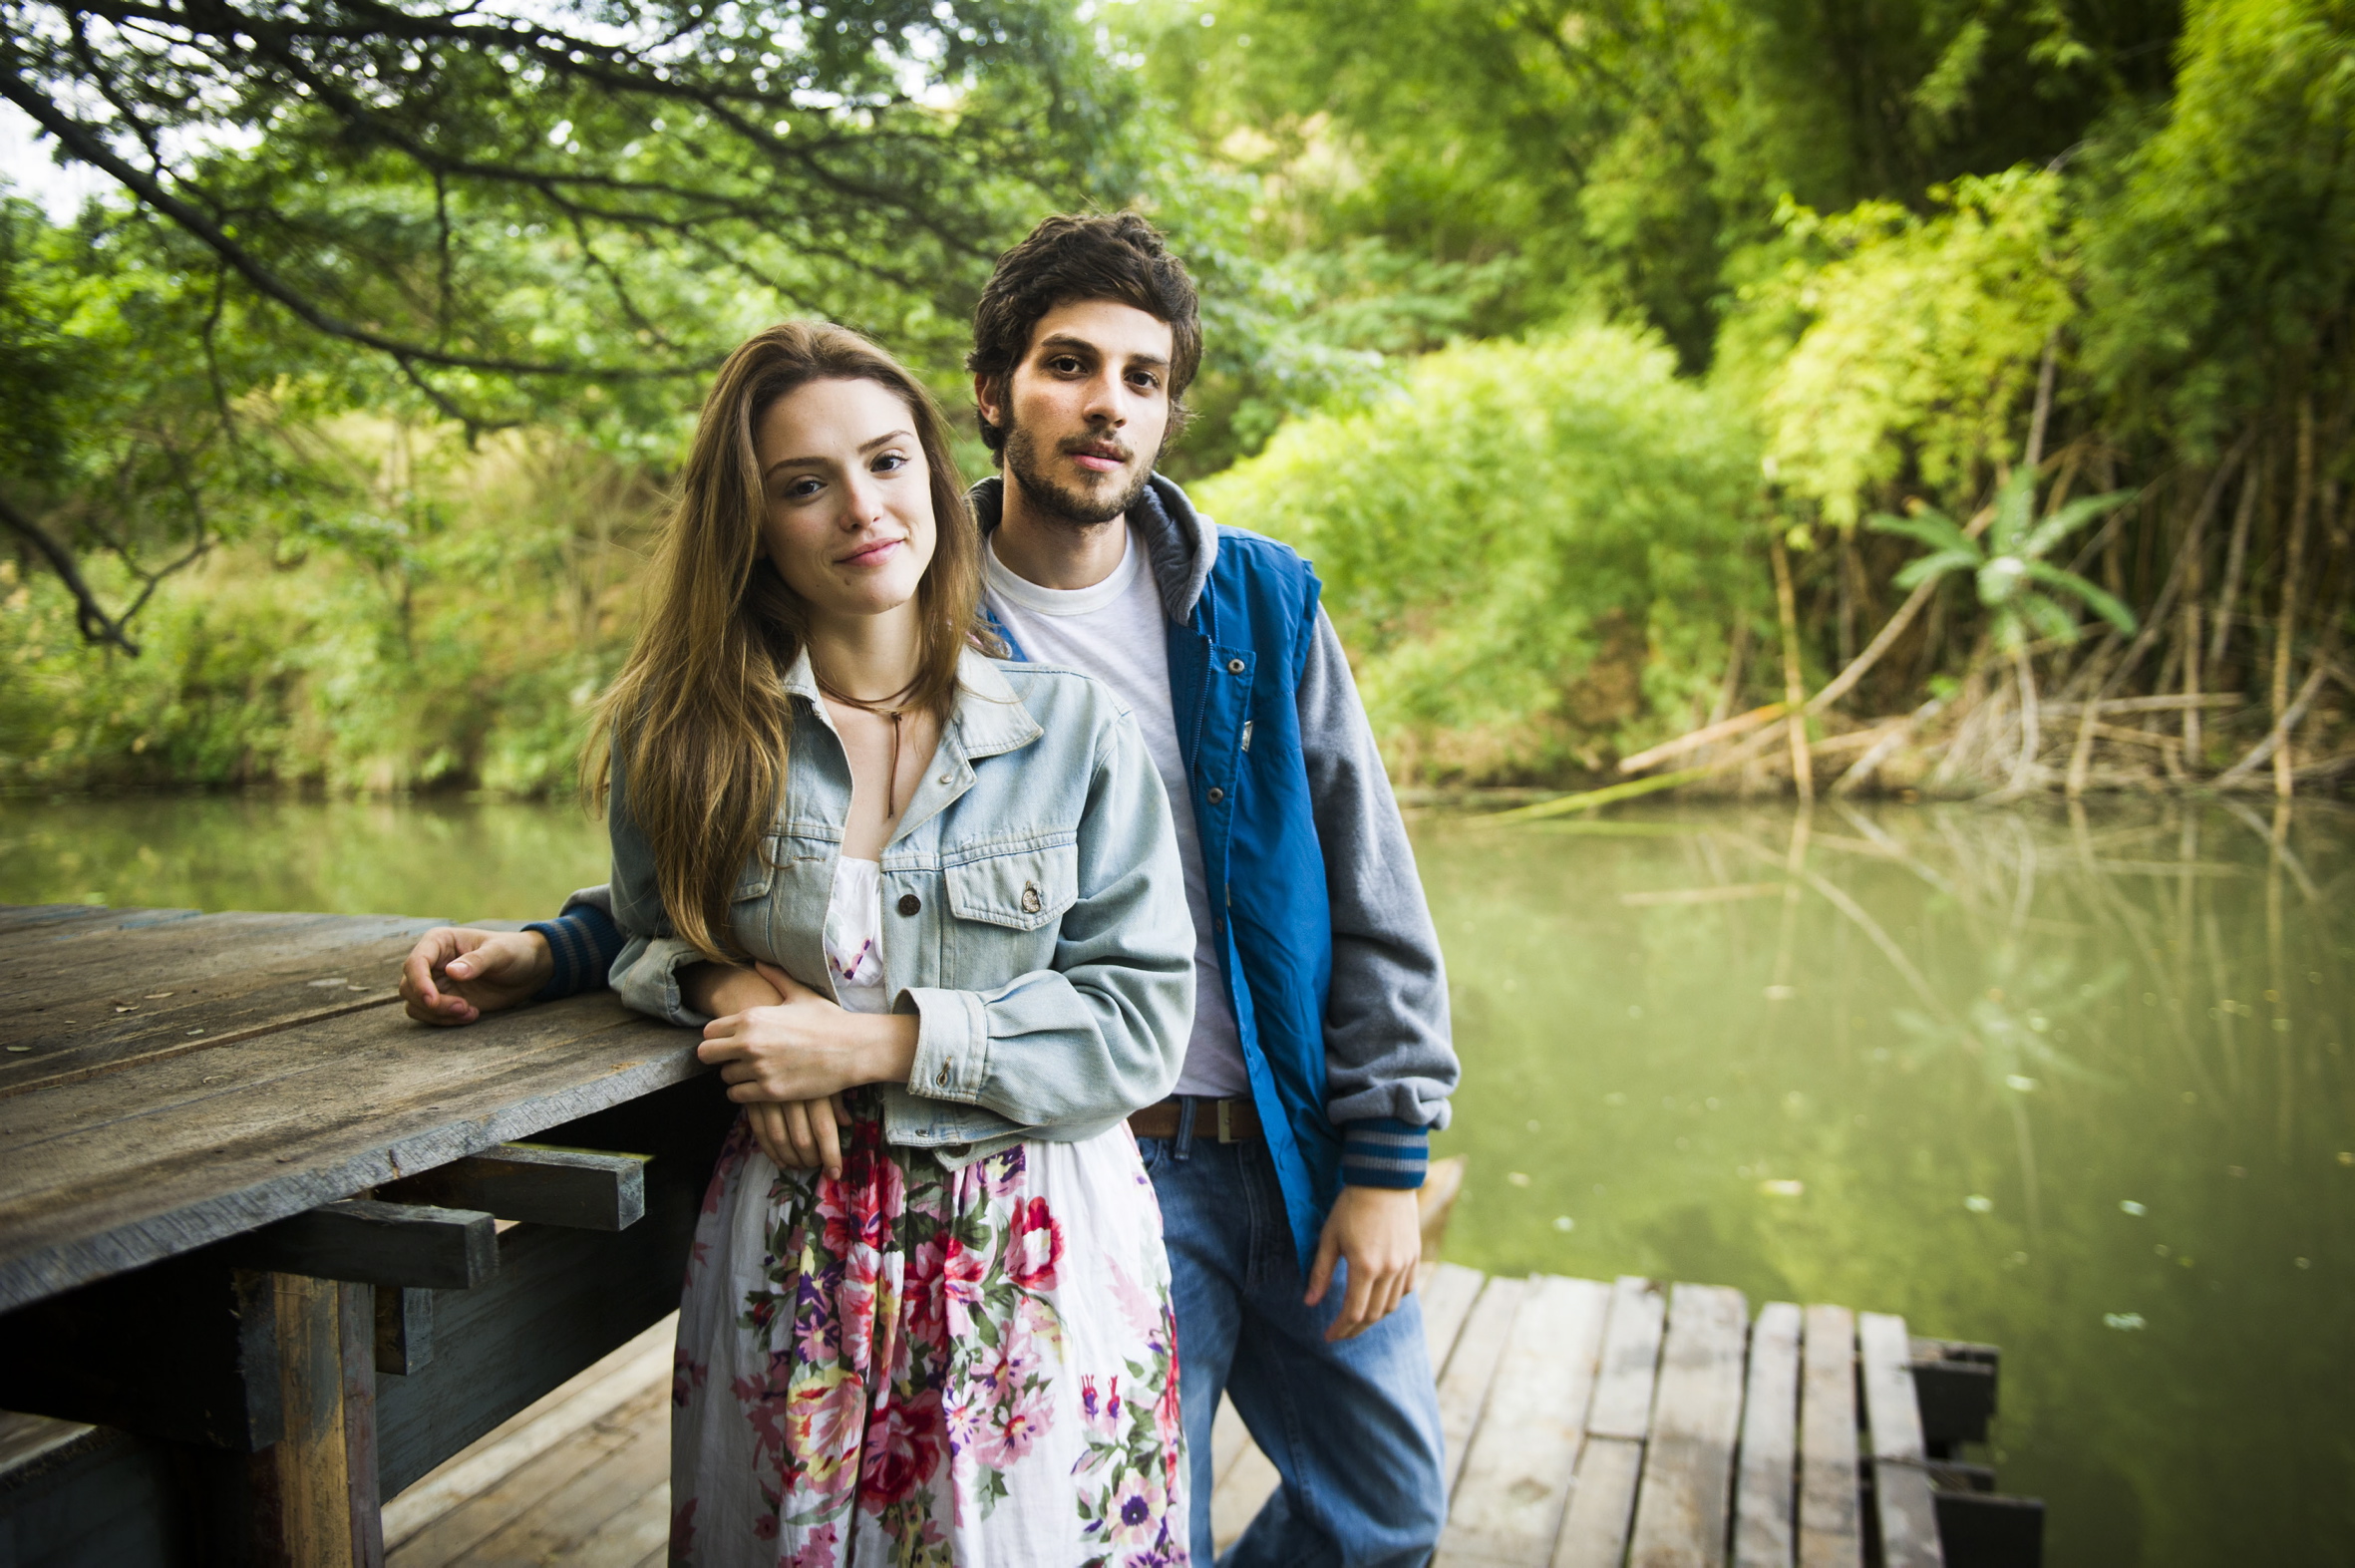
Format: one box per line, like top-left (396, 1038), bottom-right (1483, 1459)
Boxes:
top-left (0, 491), bottom-right (142, 654)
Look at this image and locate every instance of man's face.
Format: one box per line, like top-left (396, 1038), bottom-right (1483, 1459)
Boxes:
top-left (977, 298), bottom-right (1175, 527)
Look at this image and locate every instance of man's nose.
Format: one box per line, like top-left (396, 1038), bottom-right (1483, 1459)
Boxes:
top-left (1080, 366), bottom-right (1128, 426)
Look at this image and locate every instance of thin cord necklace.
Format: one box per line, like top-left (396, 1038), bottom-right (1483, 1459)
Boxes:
top-left (815, 670), bottom-right (921, 818)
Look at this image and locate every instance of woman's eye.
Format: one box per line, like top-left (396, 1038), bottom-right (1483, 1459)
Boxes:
top-left (872, 453), bottom-right (908, 473)
top-left (785, 476), bottom-right (823, 498)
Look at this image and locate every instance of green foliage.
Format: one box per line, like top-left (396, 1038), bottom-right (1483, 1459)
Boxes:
top-left (1193, 325), bottom-right (1761, 782)
top-left (1870, 468), bottom-right (2138, 652)
top-left (2080, 0), bottom-right (2355, 448)
top-left (1724, 171), bottom-right (2077, 528)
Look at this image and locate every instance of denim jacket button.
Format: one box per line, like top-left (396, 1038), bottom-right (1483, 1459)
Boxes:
top-left (897, 893), bottom-right (922, 917)
top-left (936, 1063), bottom-right (950, 1086)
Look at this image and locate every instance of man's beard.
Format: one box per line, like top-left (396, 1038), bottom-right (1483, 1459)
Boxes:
top-left (1003, 419), bottom-right (1159, 527)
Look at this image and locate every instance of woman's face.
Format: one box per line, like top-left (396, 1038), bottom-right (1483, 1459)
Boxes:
top-left (754, 376), bottom-right (936, 624)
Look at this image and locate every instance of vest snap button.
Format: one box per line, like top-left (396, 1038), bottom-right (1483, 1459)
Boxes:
top-left (1206, 786), bottom-right (1225, 803)
top-left (897, 893), bottom-right (922, 917)
top-left (1226, 658), bottom-right (1245, 674)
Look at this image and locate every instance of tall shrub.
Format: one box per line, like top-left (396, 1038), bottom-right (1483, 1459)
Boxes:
top-left (1194, 325), bottom-right (1760, 784)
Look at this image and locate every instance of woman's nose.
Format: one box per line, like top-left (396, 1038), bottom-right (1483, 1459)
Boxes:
top-left (840, 471), bottom-right (885, 524)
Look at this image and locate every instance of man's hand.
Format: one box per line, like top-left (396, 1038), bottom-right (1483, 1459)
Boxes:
top-left (696, 962), bottom-right (917, 1169)
top-left (400, 928), bottom-right (552, 1026)
top-left (1305, 1185), bottom-right (1422, 1343)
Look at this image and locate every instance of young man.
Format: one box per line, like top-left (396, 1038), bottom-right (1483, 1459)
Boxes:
top-left (402, 212), bottom-right (1459, 1567)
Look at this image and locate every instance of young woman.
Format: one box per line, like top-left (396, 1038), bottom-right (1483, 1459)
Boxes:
top-left (591, 323), bottom-right (1194, 1567)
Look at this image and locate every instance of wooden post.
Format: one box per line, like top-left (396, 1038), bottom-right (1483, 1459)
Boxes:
top-left (246, 1274), bottom-right (383, 1568)
top-left (1769, 531), bottom-right (1814, 801)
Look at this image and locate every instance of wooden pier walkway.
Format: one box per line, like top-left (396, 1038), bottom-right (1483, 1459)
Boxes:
top-left (0, 902), bottom-right (2038, 1566)
top-left (365, 1265), bottom-right (2037, 1568)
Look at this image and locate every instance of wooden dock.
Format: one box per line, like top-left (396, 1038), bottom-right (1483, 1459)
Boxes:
top-left (354, 1263), bottom-right (2037, 1568)
top-left (0, 903), bottom-right (2040, 1566)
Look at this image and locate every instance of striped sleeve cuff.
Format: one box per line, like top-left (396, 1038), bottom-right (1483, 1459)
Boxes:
top-left (1339, 1117), bottom-right (1430, 1190)
top-left (524, 902), bottom-right (626, 1003)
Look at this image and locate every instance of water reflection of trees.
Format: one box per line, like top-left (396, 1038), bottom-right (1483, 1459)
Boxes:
top-left (1611, 799), bottom-right (2349, 1233)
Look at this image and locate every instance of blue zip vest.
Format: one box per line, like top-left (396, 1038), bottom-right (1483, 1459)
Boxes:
top-left (983, 523), bottom-right (1344, 1269)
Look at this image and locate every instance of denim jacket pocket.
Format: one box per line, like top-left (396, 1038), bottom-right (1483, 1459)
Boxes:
top-left (943, 840), bottom-right (1079, 931)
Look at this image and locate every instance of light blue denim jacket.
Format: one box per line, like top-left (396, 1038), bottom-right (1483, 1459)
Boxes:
top-left (606, 646), bottom-right (1195, 1168)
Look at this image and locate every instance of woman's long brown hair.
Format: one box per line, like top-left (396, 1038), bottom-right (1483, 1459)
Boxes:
top-left (586, 322), bottom-right (982, 962)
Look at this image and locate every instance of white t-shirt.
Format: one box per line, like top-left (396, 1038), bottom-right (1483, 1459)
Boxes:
top-left (982, 531), bottom-right (1251, 1098)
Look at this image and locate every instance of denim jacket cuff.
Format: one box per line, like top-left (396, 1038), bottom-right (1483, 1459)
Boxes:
top-left (899, 987), bottom-right (988, 1104)
top-left (1338, 1117), bottom-right (1429, 1190)
top-left (611, 934), bottom-right (714, 1030)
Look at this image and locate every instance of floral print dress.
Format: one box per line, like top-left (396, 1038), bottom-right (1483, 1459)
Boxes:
top-left (670, 858), bottom-right (1187, 1568)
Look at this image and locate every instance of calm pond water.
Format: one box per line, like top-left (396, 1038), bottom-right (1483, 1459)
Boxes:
top-left (4, 793), bottom-right (2351, 1563)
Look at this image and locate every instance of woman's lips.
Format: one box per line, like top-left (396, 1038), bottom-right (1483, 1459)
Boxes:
top-left (840, 537), bottom-right (902, 568)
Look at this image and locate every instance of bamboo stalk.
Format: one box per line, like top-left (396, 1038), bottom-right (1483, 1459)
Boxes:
top-left (2024, 332), bottom-right (2060, 471)
top-left (2219, 661), bottom-right (2331, 784)
top-left (2272, 398), bottom-right (2315, 797)
top-left (1831, 697), bottom-right (1942, 796)
top-left (2099, 436), bottom-right (2252, 699)
top-left (1707, 615), bottom-right (1752, 727)
top-left (2065, 645), bottom-right (2110, 797)
top-left (2005, 642), bottom-right (2042, 796)
top-left (2209, 452), bottom-right (2260, 671)
top-left (1769, 530), bottom-right (1813, 801)
top-left (1617, 701), bottom-right (1787, 774)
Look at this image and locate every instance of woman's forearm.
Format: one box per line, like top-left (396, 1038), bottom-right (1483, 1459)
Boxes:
top-left (681, 962), bottom-right (784, 1019)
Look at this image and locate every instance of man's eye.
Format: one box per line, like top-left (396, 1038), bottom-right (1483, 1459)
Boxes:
top-left (1050, 356), bottom-right (1084, 375)
top-left (1129, 372), bottom-right (1162, 392)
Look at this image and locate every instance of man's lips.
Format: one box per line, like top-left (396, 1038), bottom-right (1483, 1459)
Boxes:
top-left (1067, 443), bottom-right (1130, 474)
top-left (838, 537), bottom-right (903, 568)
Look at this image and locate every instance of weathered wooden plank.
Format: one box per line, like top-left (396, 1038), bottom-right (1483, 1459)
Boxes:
top-left (378, 1286), bottom-right (435, 1377)
top-left (1438, 1275), bottom-right (1609, 1567)
top-left (380, 1145), bottom-right (648, 1233)
top-left (0, 1254), bottom-right (284, 1449)
top-left (374, 1080), bottom-right (732, 1496)
top-left (1549, 1277), bottom-right (1667, 1568)
top-left (1550, 1436), bottom-right (1645, 1568)
top-left (381, 1317), bottom-right (673, 1552)
top-left (228, 1200), bottom-right (500, 1291)
top-left (1435, 1274), bottom-right (1526, 1497)
top-left (1798, 1305), bottom-right (1861, 1568)
top-left (0, 918), bottom-right (438, 1098)
top-left (436, 1396), bottom-right (668, 1568)
top-left (1628, 1282), bottom-right (1750, 1568)
top-left (0, 998), bottom-right (697, 1310)
top-left (1732, 1301), bottom-right (1802, 1568)
top-left (387, 1379), bottom-right (669, 1568)
top-left (1909, 1338), bottom-right (1998, 1450)
top-left (1583, 1276), bottom-right (1667, 1439)
top-left (0, 1420), bottom-right (185, 1568)
top-left (1420, 1260), bottom-right (1490, 1382)
top-left (1209, 1395), bottom-right (1251, 1485)
top-left (556, 1479), bottom-right (674, 1568)
top-left (0, 910), bottom-right (412, 1011)
top-left (1858, 1312), bottom-right (1942, 1568)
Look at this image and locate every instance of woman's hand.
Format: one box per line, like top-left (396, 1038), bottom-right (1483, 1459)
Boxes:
top-left (684, 961), bottom-right (857, 1177)
top-left (697, 961), bottom-right (917, 1150)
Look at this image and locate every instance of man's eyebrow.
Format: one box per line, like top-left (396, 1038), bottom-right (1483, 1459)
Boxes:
top-left (1031, 333), bottom-right (1171, 369)
top-left (763, 430), bottom-right (914, 476)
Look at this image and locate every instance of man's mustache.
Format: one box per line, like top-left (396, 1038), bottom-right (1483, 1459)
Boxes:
top-left (1061, 435), bottom-right (1136, 465)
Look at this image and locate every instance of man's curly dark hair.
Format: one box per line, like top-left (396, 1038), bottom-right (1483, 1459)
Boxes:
top-left (966, 212), bottom-right (1202, 454)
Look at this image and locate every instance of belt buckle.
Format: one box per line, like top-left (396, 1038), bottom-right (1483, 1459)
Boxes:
top-left (1216, 1098), bottom-right (1234, 1144)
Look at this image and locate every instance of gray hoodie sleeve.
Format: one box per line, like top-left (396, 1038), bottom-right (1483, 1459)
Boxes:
top-left (1297, 603), bottom-right (1460, 1160)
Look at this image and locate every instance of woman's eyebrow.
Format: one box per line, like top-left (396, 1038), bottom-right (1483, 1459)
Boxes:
top-left (763, 430), bottom-right (913, 477)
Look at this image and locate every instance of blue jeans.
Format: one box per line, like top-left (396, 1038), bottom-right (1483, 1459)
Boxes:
top-left (1139, 1122), bottom-right (1448, 1568)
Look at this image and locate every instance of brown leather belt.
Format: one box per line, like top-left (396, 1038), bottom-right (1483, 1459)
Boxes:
top-left (1128, 1097), bottom-right (1262, 1142)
